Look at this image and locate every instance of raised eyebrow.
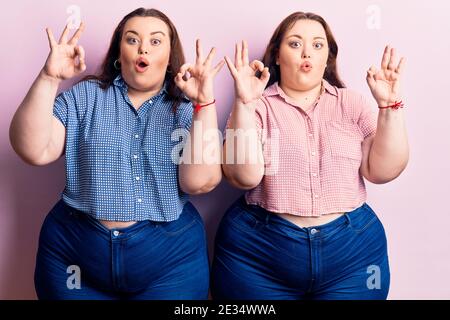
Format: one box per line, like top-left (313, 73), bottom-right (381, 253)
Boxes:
top-left (125, 30), bottom-right (139, 36)
top-left (150, 31), bottom-right (166, 36)
top-left (125, 30), bottom-right (166, 37)
top-left (287, 35), bottom-right (326, 40)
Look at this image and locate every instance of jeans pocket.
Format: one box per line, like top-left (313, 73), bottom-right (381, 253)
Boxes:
top-left (229, 207), bottom-right (259, 232)
top-left (349, 207), bottom-right (379, 234)
top-left (46, 200), bottom-right (78, 225)
top-left (156, 207), bottom-right (199, 237)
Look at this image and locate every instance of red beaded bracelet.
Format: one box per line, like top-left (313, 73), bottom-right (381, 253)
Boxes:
top-left (194, 99), bottom-right (216, 114)
top-left (378, 100), bottom-right (404, 110)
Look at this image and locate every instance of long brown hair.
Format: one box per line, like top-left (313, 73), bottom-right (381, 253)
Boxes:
top-left (82, 8), bottom-right (185, 110)
top-left (262, 12), bottom-right (345, 88)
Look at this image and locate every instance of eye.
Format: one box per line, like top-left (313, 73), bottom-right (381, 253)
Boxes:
top-left (126, 37), bottom-right (139, 45)
top-left (313, 42), bottom-right (324, 49)
top-left (151, 39), bottom-right (161, 46)
top-left (289, 41), bottom-right (302, 48)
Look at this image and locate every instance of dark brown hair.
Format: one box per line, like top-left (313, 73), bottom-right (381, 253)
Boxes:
top-left (262, 12), bottom-right (345, 88)
top-left (83, 8), bottom-right (185, 110)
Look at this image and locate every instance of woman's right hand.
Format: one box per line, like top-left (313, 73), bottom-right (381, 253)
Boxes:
top-left (224, 40), bottom-right (270, 104)
top-left (42, 22), bottom-right (86, 81)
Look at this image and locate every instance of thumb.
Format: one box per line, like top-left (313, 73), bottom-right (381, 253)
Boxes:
top-left (260, 67), bottom-right (270, 84)
top-left (250, 60), bottom-right (264, 72)
top-left (366, 66), bottom-right (376, 89)
top-left (75, 45), bottom-right (86, 73)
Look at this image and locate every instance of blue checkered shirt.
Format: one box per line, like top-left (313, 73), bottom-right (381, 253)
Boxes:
top-left (53, 75), bottom-right (193, 221)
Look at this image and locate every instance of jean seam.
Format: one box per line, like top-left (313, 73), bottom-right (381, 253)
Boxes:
top-left (350, 216), bottom-right (378, 234)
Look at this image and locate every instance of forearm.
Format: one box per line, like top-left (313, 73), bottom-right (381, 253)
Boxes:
top-left (368, 108), bottom-right (409, 182)
top-left (9, 70), bottom-right (60, 161)
top-left (222, 99), bottom-right (264, 189)
top-left (179, 103), bottom-right (222, 194)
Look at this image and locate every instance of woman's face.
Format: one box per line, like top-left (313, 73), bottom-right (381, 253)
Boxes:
top-left (119, 16), bottom-right (171, 92)
top-left (277, 19), bottom-right (329, 91)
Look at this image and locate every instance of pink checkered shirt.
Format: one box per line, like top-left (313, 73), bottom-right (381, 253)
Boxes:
top-left (228, 80), bottom-right (377, 216)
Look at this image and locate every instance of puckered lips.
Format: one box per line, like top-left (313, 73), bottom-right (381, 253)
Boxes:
top-left (300, 61), bottom-right (313, 72)
top-left (135, 57), bottom-right (150, 73)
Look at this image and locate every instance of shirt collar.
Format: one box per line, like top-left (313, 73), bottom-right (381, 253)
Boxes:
top-left (113, 74), bottom-right (171, 96)
top-left (263, 79), bottom-right (338, 100)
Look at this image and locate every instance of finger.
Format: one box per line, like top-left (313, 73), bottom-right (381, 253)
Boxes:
top-left (195, 39), bottom-right (203, 65)
top-left (368, 65), bottom-right (383, 80)
top-left (366, 73), bottom-right (376, 89)
top-left (395, 57), bottom-right (406, 75)
top-left (366, 66), bottom-right (377, 88)
top-left (381, 45), bottom-right (390, 70)
top-left (174, 72), bottom-right (187, 89)
top-left (224, 56), bottom-right (238, 78)
top-left (235, 42), bottom-right (242, 68)
top-left (212, 59), bottom-right (225, 76)
top-left (45, 28), bottom-right (57, 49)
top-left (204, 47), bottom-right (216, 68)
top-left (387, 47), bottom-right (396, 70)
top-left (367, 65), bottom-right (377, 74)
top-left (260, 67), bottom-right (270, 84)
top-left (68, 21), bottom-right (85, 45)
top-left (75, 45), bottom-right (86, 73)
top-left (250, 60), bottom-right (264, 72)
top-left (58, 24), bottom-right (70, 44)
top-left (178, 63), bottom-right (194, 77)
top-left (242, 40), bottom-right (249, 66)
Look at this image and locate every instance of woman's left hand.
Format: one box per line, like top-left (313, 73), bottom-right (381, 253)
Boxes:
top-left (366, 45), bottom-right (406, 107)
top-left (175, 39), bottom-right (225, 105)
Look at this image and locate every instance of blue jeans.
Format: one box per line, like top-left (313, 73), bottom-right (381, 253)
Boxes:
top-left (211, 196), bottom-right (390, 300)
top-left (34, 200), bottom-right (209, 300)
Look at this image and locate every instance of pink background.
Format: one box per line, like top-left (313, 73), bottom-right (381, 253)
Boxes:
top-left (1, 0), bottom-right (449, 299)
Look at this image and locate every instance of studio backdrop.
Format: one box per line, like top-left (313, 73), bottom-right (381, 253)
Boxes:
top-left (0, 0), bottom-right (449, 299)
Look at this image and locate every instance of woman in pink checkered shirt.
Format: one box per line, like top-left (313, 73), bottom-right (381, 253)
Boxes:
top-left (212, 12), bottom-right (408, 300)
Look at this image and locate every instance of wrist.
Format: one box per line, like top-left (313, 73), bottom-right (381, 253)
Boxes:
top-left (236, 96), bottom-right (259, 105)
top-left (378, 100), bottom-right (404, 110)
top-left (39, 69), bottom-right (61, 85)
top-left (193, 99), bottom-right (216, 114)
top-left (192, 98), bottom-right (215, 106)
top-left (235, 98), bottom-right (257, 111)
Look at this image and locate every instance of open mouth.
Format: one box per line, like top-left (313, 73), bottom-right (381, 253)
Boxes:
top-left (135, 57), bottom-right (149, 72)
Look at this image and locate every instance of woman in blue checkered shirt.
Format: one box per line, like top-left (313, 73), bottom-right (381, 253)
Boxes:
top-left (10, 8), bottom-right (223, 300)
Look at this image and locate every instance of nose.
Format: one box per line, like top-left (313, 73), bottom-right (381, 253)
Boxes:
top-left (302, 45), bottom-right (312, 59)
top-left (138, 45), bottom-right (149, 55)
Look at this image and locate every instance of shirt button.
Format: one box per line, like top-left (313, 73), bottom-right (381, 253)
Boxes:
top-left (137, 198), bottom-right (142, 203)
top-left (311, 228), bottom-right (319, 235)
top-left (113, 230), bottom-right (120, 237)
top-left (135, 176), bottom-right (140, 181)
top-left (135, 134), bottom-right (139, 139)
top-left (308, 133), bottom-right (313, 137)
top-left (149, 100), bottom-right (153, 104)
top-left (311, 151), bottom-right (316, 156)
top-left (314, 194), bottom-right (319, 199)
top-left (133, 155), bottom-right (138, 159)
top-left (312, 173), bottom-right (318, 177)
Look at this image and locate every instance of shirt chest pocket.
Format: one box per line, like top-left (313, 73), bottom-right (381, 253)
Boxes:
top-left (325, 120), bottom-right (363, 162)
